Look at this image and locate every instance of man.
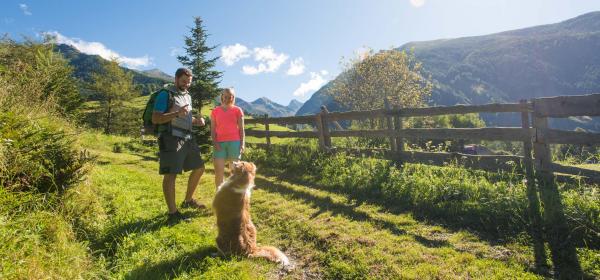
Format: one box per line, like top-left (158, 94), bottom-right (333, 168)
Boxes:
top-left (152, 67), bottom-right (206, 220)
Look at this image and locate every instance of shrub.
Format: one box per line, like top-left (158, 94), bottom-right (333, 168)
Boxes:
top-left (0, 111), bottom-right (89, 193)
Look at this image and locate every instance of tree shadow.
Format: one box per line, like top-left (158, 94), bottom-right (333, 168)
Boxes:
top-left (90, 209), bottom-right (212, 260)
top-left (125, 245), bottom-right (219, 280)
top-left (257, 168), bottom-right (522, 245)
top-left (255, 177), bottom-right (410, 236)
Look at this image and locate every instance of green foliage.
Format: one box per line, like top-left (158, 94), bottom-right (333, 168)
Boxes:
top-left (244, 146), bottom-right (600, 248)
top-left (88, 59), bottom-right (139, 134)
top-left (0, 38), bottom-right (83, 116)
top-left (177, 16), bottom-right (222, 110)
top-left (330, 49), bottom-right (432, 111)
top-left (0, 111), bottom-right (89, 193)
top-left (177, 16), bottom-right (223, 149)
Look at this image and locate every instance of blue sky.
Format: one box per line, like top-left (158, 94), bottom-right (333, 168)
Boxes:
top-left (2, 0), bottom-right (600, 105)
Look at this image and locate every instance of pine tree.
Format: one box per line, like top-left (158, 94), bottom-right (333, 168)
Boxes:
top-left (177, 17), bottom-right (222, 152)
top-left (177, 17), bottom-right (222, 111)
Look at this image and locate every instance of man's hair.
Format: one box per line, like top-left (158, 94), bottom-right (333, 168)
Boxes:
top-left (175, 67), bottom-right (193, 79)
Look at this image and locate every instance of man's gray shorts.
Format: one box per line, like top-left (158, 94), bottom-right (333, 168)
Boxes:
top-left (158, 134), bottom-right (205, 175)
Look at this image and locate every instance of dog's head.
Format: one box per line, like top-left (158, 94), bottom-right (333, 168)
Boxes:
top-left (232, 161), bottom-right (256, 177)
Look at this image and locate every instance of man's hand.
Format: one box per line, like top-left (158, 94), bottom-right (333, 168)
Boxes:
top-left (193, 116), bottom-right (205, 126)
top-left (177, 104), bottom-right (190, 118)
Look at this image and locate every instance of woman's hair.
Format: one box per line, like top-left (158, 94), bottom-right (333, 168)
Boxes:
top-left (221, 88), bottom-right (235, 106)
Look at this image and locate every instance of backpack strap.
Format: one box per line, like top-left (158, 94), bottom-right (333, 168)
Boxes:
top-left (156, 89), bottom-right (175, 135)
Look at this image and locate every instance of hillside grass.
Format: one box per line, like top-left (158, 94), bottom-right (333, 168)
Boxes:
top-left (29, 131), bottom-right (573, 279)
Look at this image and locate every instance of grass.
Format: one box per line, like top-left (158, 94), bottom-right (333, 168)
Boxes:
top-left (4, 123), bottom-right (597, 278)
top-left (26, 131), bottom-right (567, 279)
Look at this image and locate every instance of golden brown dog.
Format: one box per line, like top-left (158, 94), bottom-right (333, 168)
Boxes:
top-left (212, 161), bottom-right (290, 267)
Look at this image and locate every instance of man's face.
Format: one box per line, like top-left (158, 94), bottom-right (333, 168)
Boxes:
top-left (175, 75), bottom-right (192, 91)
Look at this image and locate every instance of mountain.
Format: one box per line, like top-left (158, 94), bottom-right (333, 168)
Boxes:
top-left (139, 68), bottom-right (173, 82)
top-left (287, 99), bottom-right (304, 113)
top-left (296, 12), bottom-right (600, 131)
top-left (54, 44), bottom-right (169, 95)
top-left (235, 97), bottom-right (303, 117)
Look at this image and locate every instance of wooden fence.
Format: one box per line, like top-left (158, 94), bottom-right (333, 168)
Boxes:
top-left (244, 93), bottom-right (600, 277)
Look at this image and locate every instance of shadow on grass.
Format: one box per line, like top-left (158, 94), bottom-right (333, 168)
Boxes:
top-left (90, 209), bottom-right (212, 260)
top-left (254, 176), bottom-right (458, 250)
top-left (125, 245), bottom-right (219, 280)
top-left (254, 169), bottom-right (512, 248)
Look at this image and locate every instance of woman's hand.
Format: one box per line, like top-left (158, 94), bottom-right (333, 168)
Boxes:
top-left (239, 145), bottom-right (245, 154)
top-left (214, 142), bottom-right (222, 151)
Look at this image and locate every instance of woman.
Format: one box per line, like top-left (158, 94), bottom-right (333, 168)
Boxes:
top-left (211, 88), bottom-right (245, 188)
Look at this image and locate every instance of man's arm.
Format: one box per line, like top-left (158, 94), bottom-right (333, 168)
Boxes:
top-left (152, 104), bottom-right (189, 124)
top-left (192, 116), bottom-right (205, 126)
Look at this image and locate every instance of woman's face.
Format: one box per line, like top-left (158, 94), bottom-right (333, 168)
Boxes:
top-left (221, 92), bottom-right (235, 105)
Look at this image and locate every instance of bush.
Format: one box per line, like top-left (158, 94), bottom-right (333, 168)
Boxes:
top-left (0, 111), bottom-right (89, 193)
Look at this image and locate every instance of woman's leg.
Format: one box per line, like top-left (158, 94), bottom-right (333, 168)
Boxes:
top-left (214, 157), bottom-right (225, 189)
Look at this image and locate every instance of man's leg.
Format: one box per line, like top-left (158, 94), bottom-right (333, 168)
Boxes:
top-left (162, 174), bottom-right (178, 214)
top-left (185, 166), bottom-right (204, 201)
top-left (214, 158), bottom-right (225, 189)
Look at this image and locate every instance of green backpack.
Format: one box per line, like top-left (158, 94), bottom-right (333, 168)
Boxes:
top-left (141, 88), bottom-right (175, 136)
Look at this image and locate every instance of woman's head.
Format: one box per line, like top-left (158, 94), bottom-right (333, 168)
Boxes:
top-left (221, 88), bottom-right (235, 106)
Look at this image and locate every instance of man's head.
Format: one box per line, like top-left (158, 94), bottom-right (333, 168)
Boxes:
top-left (221, 88), bottom-right (235, 106)
top-left (174, 68), bottom-right (193, 91)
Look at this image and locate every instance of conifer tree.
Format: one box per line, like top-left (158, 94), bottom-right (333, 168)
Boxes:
top-left (177, 17), bottom-right (222, 111)
top-left (177, 17), bottom-right (222, 151)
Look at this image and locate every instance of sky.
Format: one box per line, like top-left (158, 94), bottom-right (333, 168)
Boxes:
top-left (2, 0), bottom-right (600, 105)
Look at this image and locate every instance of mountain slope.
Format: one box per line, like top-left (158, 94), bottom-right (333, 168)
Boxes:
top-left (296, 12), bottom-right (600, 130)
top-left (54, 44), bottom-right (169, 95)
top-left (236, 97), bottom-right (303, 117)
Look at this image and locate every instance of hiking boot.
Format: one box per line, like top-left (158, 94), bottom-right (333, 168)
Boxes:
top-left (180, 198), bottom-right (207, 209)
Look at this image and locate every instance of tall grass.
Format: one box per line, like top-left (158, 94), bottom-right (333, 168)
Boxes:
top-left (0, 40), bottom-right (102, 278)
top-left (244, 145), bottom-right (599, 248)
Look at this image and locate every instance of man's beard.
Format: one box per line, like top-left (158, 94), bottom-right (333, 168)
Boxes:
top-left (177, 85), bottom-right (189, 91)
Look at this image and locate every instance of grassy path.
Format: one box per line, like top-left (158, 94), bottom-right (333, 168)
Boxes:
top-left (80, 132), bottom-right (542, 279)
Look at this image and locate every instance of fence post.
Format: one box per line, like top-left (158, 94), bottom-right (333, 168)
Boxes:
top-left (320, 106), bottom-right (331, 148)
top-left (385, 100), bottom-right (396, 152)
top-left (393, 105), bottom-right (404, 152)
top-left (520, 100), bottom-right (548, 272)
top-left (264, 114), bottom-right (271, 150)
top-left (315, 113), bottom-right (326, 150)
top-left (532, 101), bottom-right (582, 279)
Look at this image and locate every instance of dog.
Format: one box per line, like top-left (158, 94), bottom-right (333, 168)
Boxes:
top-left (212, 161), bottom-right (291, 267)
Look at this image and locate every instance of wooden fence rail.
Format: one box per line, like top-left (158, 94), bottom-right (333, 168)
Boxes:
top-left (244, 93), bottom-right (600, 277)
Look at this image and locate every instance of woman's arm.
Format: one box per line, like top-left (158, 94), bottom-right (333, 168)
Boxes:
top-left (238, 116), bottom-right (245, 153)
top-left (211, 116), bottom-right (221, 151)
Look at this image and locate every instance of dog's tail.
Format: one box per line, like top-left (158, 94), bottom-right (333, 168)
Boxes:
top-left (250, 246), bottom-right (291, 267)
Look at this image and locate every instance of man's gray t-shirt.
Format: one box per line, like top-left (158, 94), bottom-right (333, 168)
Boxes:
top-left (153, 85), bottom-right (193, 138)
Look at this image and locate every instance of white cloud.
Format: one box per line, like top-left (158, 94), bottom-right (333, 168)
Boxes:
top-left (242, 46), bottom-right (288, 75)
top-left (221, 43), bottom-right (251, 66)
top-left (410, 0), bottom-right (425, 8)
top-left (293, 71), bottom-right (327, 97)
top-left (286, 57), bottom-right (305, 76)
top-left (19, 4), bottom-right (32, 16)
top-left (44, 31), bottom-right (152, 69)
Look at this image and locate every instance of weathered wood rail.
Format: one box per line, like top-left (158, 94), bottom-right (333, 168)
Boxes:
top-left (245, 93), bottom-right (600, 278)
